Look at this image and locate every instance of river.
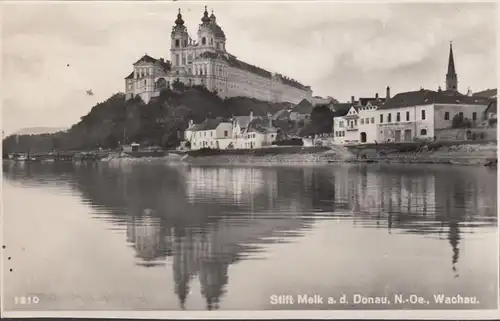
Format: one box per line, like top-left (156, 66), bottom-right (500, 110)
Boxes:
top-left (2, 161), bottom-right (498, 311)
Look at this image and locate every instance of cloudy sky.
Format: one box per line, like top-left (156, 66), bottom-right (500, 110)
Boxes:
top-left (1, 1), bottom-right (497, 135)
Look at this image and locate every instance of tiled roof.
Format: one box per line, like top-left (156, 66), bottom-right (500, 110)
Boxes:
top-left (358, 97), bottom-right (386, 107)
top-left (133, 54), bottom-right (158, 65)
top-left (485, 99), bottom-right (497, 114)
top-left (331, 103), bottom-right (353, 117)
top-left (378, 89), bottom-right (490, 110)
top-left (189, 118), bottom-right (227, 131)
top-left (233, 115), bottom-right (252, 128)
top-left (125, 71), bottom-right (134, 79)
top-left (195, 51), bottom-right (309, 90)
top-left (473, 88), bottom-right (497, 99)
top-left (132, 54), bottom-right (171, 72)
top-left (247, 117), bottom-right (278, 134)
top-left (292, 99), bottom-right (313, 114)
top-left (226, 56), bottom-right (273, 79)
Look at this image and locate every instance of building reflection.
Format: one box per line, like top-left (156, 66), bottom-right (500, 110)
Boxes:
top-left (3, 162), bottom-right (497, 309)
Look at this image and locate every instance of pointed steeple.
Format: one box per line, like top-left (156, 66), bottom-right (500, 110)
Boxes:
top-left (445, 41), bottom-right (458, 92)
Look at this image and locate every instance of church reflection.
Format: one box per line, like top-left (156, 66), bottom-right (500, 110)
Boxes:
top-left (3, 162), bottom-right (497, 309)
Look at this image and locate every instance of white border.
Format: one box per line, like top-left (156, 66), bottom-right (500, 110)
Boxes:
top-left (1, 0), bottom-right (499, 319)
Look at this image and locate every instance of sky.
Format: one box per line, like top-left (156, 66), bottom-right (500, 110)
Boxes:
top-left (1, 1), bottom-right (497, 135)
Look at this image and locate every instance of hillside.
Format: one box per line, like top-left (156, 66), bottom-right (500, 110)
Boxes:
top-left (2, 86), bottom-right (291, 154)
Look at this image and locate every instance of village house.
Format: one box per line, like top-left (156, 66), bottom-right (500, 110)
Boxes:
top-left (184, 118), bottom-right (233, 150)
top-left (184, 112), bottom-right (279, 150)
top-left (236, 116), bottom-right (278, 149)
top-left (332, 90), bottom-right (388, 145)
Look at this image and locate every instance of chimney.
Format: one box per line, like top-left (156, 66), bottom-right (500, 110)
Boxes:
top-left (386, 86), bottom-right (391, 99)
top-left (375, 93), bottom-right (379, 100)
top-left (351, 96), bottom-right (355, 103)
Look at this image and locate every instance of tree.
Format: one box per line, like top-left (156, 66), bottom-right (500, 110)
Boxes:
top-left (172, 79), bottom-right (187, 92)
top-left (310, 105), bottom-right (334, 133)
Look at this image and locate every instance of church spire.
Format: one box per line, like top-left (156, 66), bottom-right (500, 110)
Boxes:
top-left (446, 41), bottom-right (458, 92)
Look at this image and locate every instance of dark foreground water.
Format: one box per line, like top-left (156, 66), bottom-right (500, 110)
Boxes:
top-left (2, 161), bottom-right (498, 311)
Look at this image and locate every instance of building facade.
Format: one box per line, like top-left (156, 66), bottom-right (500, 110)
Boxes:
top-left (331, 43), bottom-right (490, 145)
top-left (125, 7), bottom-right (313, 104)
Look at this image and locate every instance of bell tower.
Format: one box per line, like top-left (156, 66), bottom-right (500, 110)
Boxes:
top-left (171, 9), bottom-right (189, 68)
top-left (445, 41), bottom-right (458, 92)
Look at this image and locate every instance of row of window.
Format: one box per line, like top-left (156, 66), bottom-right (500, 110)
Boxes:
top-left (444, 111), bottom-right (477, 121)
top-left (194, 130), bottom-right (229, 138)
top-left (380, 110), bottom-right (425, 124)
top-left (335, 131), bottom-right (346, 137)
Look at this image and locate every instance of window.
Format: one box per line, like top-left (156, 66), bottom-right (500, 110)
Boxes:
top-left (216, 43), bottom-right (220, 49)
top-left (388, 113), bottom-right (392, 122)
top-left (420, 129), bottom-right (427, 136)
top-left (396, 112), bottom-right (400, 122)
top-left (354, 120), bottom-right (357, 126)
top-left (458, 112), bottom-right (464, 120)
top-left (406, 111), bottom-right (410, 121)
top-left (472, 112), bottom-right (477, 121)
top-left (444, 112), bottom-right (450, 120)
top-left (184, 40), bottom-right (188, 47)
top-left (421, 110), bottom-right (426, 120)
top-left (202, 37), bottom-right (206, 45)
top-left (371, 117), bottom-right (375, 124)
top-left (224, 130), bottom-right (228, 137)
top-left (175, 39), bottom-right (180, 48)
top-left (380, 114), bottom-right (384, 123)
top-left (360, 119), bottom-right (364, 125)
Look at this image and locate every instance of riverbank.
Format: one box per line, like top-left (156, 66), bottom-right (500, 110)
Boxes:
top-left (182, 142), bottom-right (497, 166)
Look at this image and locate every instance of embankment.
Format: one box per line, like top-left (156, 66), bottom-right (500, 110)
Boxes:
top-left (181, 146), bottom-right (348, 165)
top-left (180, 142), bottom-right (497, 166)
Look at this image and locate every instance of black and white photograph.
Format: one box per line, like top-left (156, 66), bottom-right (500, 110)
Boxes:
top-left (1, 0), bottom-right (498, 318)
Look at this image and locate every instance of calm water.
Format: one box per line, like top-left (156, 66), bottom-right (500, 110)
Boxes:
top-left (2, 161), bottom-right (498, 311)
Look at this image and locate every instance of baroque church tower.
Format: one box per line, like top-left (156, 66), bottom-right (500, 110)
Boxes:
top-left (445, 42), bottom-right (458, 92)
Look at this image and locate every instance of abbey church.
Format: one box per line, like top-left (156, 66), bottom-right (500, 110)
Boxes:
top-left (125, 6), bottom-right (313, 104)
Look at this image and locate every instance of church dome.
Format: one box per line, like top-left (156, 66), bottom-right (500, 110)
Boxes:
top-left (175, 9), bottom-right (184, 26)
top-left (201, 6), bottom-right (211, 24)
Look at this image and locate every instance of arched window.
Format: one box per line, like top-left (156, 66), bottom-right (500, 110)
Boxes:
top-left (175, 39), bottom-right (180, 48)
top-left (420, 129), bottom-right (427, 136)
top-left (202, 37), bottom-right (206, 45)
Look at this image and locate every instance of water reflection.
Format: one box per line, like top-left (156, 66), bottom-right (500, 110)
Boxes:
top-left (2, 162), bottom-right (497, 310)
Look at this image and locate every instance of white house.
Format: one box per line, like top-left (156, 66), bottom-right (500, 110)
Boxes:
top-left (185, 118), bottom-right (233, 150)
top-left (377, 89), bottom-right (489, 143)
top-left (332, 96), bottom-right (384, 145)
top-left (236, 116), bottom-right (278, 149)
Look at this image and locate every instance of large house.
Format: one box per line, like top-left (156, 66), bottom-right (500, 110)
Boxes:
top-left (331, 42), bottom-right (491, 145)
top-left (125, 6), bottom-right (313, 104)
top-left (184, 118), bottom-right (233, 150)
